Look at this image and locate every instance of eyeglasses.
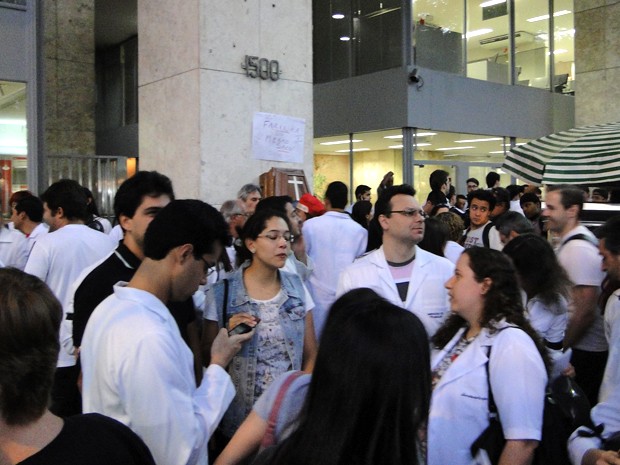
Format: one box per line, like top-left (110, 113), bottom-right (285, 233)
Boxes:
top-left (198, 256), bottom-right (218, 276)
top-left (257, 232), bottom-right (292, 242)
top-left (389, 209), bottom-right (426, 218)
top-left (467, 184), bottom-right (478, 189)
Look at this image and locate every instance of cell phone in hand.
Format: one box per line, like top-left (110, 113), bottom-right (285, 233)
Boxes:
top-left (228, 318), bottom-right (260, 336)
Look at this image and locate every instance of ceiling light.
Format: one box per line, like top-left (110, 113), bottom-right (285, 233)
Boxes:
top-left (489, 150), bottom-right (506, 154)
top-left (340, 36), bottom-right (351, 41)
top-left (335, 148), bottom-right (369, 152)
top-left (384, 135), bottom-right (403, 139)
top-left (527, 10), bottom-right (571, 23)
top-left (320, 139), bottom-right (362, 145)
top-left (466, 29), bottom-right (493, 39)
top-left (387, 143), bottom-right (431, 149)
top-left (388, 145), bottom-right (404, 149)
top-left (436, 146), bottom-right (475, 151)
top-left (455, 137), bottom-right (502, 143)
top-left (550, 49), bottom-right (568, 55)
top-left (332, 13), bottom-right (345, 19)
top-left (480, 0), bottom-right (505, 7)
top-left (0, 119), bottom-right (27, 125)
top-left (415, 143), bottom-right (431, 147)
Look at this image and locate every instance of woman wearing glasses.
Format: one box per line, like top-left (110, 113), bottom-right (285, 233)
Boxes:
top-left (202, 208), bottom-right (317, 444)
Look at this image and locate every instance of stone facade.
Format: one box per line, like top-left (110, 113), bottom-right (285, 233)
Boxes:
top-left (138, 0), bottom-right (314, 202)
top-left (574, 0), bottom-right (620, 126)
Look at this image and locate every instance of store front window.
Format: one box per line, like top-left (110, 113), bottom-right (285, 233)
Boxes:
top-left (314, 128), bottom-right (532, 202)
top-left (0, 80), bottom-right (27, 217)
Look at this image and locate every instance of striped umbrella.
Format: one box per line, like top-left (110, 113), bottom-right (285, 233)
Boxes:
top-left (502, 121), bottom-right (620, 185)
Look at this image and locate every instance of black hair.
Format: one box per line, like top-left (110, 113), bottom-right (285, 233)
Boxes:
top-left (425, 190), bottom-right (448, 208)
top-left (485, 171), bottom-right (500, 188)
top-left (354, 184), bottom-right (371, 200)
top-left (491, 187), bottom-right (510, 208)
top-left (14, 196), bottom-right (44, 223)
top-left (429, 170), bottom-right (449, 192)
top-left (506, 184), bottom-right (523, 200)
top-left (143, 200), bottom-right (228, 260)
top-left (113, 171), bottom-right (175, 223)
top-left (519, 192), bottom-right (540, 207)
top-left (0, 268), bottom-right (62, 426)
top-left (466, 177), bottom-right (479, 186)
top-left (468, 188), bottom-right (496, 211)
top-left (596, 215), bottom-right (620, 255)
top-left (430, 203), bottom-right (450, 217)
top-left (82, 187), bottom-right (101, 216)
top-left (432, 248), bottom-right (550, 372)
top-left (255, 195), bottom-right (294, 216)
top-left (40, 179), bottom-right (89, 222)
top-left (351, 200), bottom-right (372, 229)
top-left (236, 208), bottom-right (290, 266)
top-left (374, 184), bottom-right (417, 218)
top-left (325, 181), bottom-right (348, 209)
top-left (418, 217), bottom-right (448, 257)
top-left (268, 288), bottom-right (431, 465)
top-left (503, 233), bottom-right (571, 306)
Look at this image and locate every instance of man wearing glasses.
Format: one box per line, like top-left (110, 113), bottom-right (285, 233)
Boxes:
top-left (81, 200), bottom-right (254, 465)
top-left (337, 184), bottom-right (454, 338)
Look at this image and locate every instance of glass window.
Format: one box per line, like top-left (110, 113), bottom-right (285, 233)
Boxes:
top-left (314, 0), bottom-right (402, 84)
top-left (412, 0), bottom-right (465, 75)
top-left (0, 81), bottom-right (28, 217)
top-left (553, 1), bottom-right (574, 94)
top-left (466, 0), bottom-right (510, 84)
top-left (514, 0), bottom-right (549, 89)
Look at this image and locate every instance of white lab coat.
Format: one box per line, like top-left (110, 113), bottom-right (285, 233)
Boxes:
top-left (428, 323), bottom-right (547, 465)
top-left (337, 246), bottom-right (454, 338)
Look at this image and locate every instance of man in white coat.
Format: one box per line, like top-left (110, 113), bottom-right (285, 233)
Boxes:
top-left (337, 184), bottom-right (454, 338)
top-left (304, 181), bottom-right (367, 338)
top-left (568, 216), bottom-right (620, 465)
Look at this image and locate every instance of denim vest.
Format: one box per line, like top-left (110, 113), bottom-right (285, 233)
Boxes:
top-left (210, 265), bottom-right (307, 437)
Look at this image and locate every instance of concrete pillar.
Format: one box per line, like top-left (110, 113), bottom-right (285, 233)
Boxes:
top-left (43, 0), bottom-right (96, 155)
top-left (574, 0), bottom-right (620, 126)
top-left (138, 1), bottom-right (313, 202)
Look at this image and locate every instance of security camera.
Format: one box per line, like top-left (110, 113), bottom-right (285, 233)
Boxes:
top-left (409, 68), bottom-right (420, 84)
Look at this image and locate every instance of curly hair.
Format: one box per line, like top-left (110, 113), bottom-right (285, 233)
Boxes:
top-left (436, 212), bottom-right (464, 243)
top-left (432, 247), bottom-right (550, 372)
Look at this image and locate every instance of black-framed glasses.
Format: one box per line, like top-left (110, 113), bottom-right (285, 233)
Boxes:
top-left (257, 232), bottom-right (292, 242)
top-left (389, 209), bottom-right (425, 218)
top-left (198, 256), bottom-right (218, 276)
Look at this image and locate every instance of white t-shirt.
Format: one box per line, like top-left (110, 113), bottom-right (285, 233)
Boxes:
top-left (463, 221), bottom-right (503, 251)
top-left (24, 224), bottom-right (117, 367)
top-left (557, 225), bottom-right (607, 352)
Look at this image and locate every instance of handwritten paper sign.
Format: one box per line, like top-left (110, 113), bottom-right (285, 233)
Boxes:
top-left (252, 112), bottom-right (305, 163)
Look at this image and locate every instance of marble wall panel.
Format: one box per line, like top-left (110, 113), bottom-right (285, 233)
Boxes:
top-left (605, 3), bottom-right (620, 68)
top-left (574, 0), bottom-right (607, 12)
top-left (601, 67), bottom-right (620, 123)
top-left (138, 0), bottom-right (200, 86)
top-left (139, 70), bottom-right (202, 199)
top-left (44, 58), bottom-right (58, 131)
top-left (51, 129), bottom-right (96, 155)
top-left (199, 68), bottom-right (261, 203)
top-left (259, 0), bottom-right (312, 83)
top-left (575, 7), bottom-right (606, 73)
top-left (575, 69), bottom-right (607, 126)
top-left (199, 0), bottom-right (259, 73)
top-left (56, 60), bottom-right (95, 132)
top-left (56, 0), bottom-right (94, 63)
top-left (43, 0), bottom-right (58, 59)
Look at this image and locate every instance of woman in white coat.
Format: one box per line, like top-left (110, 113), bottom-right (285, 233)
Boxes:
top-left (427, 247), bottom-right (549, 465)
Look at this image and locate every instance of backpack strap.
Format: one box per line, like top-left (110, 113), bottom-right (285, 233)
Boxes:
top-left (261, 371), bottom-right (305, 448)
top-left (560, 233), bottom-right (597, 249)
top-left (221, 279), bottom-right (229, 329)
top-left (482, 222), bottom-right (494, 249)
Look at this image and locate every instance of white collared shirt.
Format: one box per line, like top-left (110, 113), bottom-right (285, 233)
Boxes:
top-left (81, 284), bottom-right (235, 465)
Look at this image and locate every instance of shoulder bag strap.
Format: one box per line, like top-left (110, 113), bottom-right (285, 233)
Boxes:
top-left (485, 345), bottom-right (499, 420)
top-left (261, 371), bottom-right (305, 448)
top-left (221, 278), bottom-right (229, 329)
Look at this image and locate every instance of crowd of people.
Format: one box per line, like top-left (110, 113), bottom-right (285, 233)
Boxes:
top-left (1, 169), bottom-right (620, 465)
